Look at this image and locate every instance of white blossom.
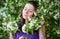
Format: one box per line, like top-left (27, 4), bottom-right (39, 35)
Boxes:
top-left (56, 30), bottom-right (60, 34)
top-left (22, 24), bottom-right (27, 33)
top-left (29, 23), bottom-right (34, 29)
top-left (2, 22), bottom-right (7, 26)
top-left (28, 17), bottom-right (31, 21)
top-left (54, 13), bottom-right (59, 20)
top-left (19, 36), bottom-right (27, 39)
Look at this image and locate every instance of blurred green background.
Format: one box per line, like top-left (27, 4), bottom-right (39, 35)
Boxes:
top-left (0, 0), bottom-right (60, 39)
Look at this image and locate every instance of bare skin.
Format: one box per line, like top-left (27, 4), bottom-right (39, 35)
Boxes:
top-left (39, 15), bottom-right (46, 39)
top-left (8, 3), bottom-right (46, 39)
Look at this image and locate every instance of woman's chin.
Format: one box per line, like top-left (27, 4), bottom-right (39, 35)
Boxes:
top-left (23, 17), bottom-right (28, 20)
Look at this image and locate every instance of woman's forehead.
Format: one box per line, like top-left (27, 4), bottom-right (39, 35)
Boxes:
top-left (24, 3), bottom-right (35, 10)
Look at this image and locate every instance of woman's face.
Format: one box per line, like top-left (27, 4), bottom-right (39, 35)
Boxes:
top-left (22, 3), bottom-right (35, 20)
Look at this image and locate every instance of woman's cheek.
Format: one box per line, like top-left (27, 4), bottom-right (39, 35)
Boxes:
top-left (22, 11), bottom-right (25, 17)
top-left (29, 13), bottom-right (33, 17)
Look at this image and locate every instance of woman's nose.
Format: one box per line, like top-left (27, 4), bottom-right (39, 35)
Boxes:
top-left (25, 10), bottom-right (28, 14)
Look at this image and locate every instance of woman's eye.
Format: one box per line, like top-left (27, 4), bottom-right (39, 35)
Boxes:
top-left (24, 8), bottom-right (27, 10)
top-left (29, 11), bottom-right (32, 12)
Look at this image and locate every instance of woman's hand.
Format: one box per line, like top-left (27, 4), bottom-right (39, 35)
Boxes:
top-left (39, 15), bottom-right (46, 39)
top-left (7, 21), bottom-right (11, 28)
top-left (7, 21), bottom-right (14, 39)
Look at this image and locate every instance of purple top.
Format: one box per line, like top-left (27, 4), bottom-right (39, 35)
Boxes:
top-left (13, 22), bottom-right (39, 39)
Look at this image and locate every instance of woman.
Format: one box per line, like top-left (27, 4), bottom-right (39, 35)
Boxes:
top-left (9, 1), bottom-right (46, 39)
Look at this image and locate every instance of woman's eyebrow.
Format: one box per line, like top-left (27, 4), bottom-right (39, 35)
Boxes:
top-left (24, 7), bottom-right (34, 10)
top-left (24, 8), bottom-right (33, 10)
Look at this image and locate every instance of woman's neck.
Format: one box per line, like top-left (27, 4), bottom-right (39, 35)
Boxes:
top-left (25, 19), bottom-right (28, 24)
